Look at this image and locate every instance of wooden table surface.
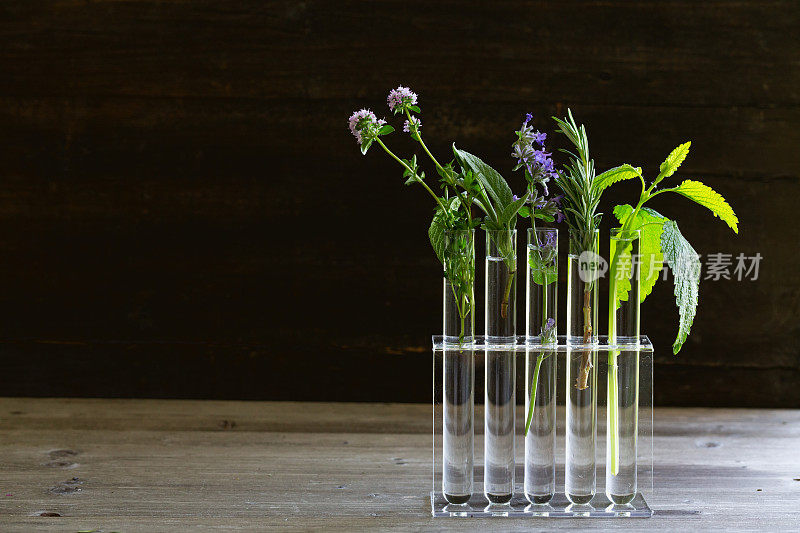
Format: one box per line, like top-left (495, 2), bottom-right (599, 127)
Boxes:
top-left (1, 399), bottom-right (798, 531)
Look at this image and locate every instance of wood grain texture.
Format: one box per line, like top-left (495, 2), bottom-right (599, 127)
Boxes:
top-left (0, 1), bottom-right (798, 404)
top-left (0, 399), bottom-right (799, 531)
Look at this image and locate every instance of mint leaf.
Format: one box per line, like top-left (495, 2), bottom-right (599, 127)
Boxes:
top-left (671, 179), bottom-right (739, 233)
top-left (656, 141), bottom-right (691, 182)
top-left (593, 164), bottom-right (641, 194)
top-left (528, 256), bottom-right (558, 285)
top-left (661, 220), bottom-right (701, 354)
top-left (428, 213), bottom-right (447, 266)
top-left (497, 195), bottom-right (528, 226)
top-left (453, 145), bottom-right (514, 210)
top-left (613, 204), bottom-right (667, 304)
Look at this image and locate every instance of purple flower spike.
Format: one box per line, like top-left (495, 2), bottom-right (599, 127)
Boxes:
top-left (511, 115), bottom-right (561, 215)
top-left (387, 86), bottom-right (418, 111)
top-left (512, 143), bottom-right (533, 162)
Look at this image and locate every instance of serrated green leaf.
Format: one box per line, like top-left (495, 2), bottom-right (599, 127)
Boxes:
top-left (428, 213), bottom-right (447, 266)
top-left (656, 141), bottom-right (691, 182)
top-left (593, 164), bottom-right (641, 194)
top-left (661, 219), bottom-right (700, 354)
top-left (498, 195), bottom-right (528, 226)
top-left (671, 179), bottom-right (739, 233)
top-left (527, 251), bottom-right (557, 285)
top-left (453, 145), bottom-right (514, 210)
top-left (529, 264), bottom-right (558, 285)
top-left (613, 204), bottom-right (667, 304)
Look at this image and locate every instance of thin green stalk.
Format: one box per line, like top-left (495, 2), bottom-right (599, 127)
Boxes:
top-left (375, 137), bottom-right (451, 219)
top-left (524, 353), bottom-right (545, 435)
top-left (607, 241), bottom-right (622, 475)
top-left (406, 109), bottom-right (446, 174)
top-left (607, 234), bottom-right (622, 476)
top-left (406, 117), bottom-right (481, 239)
top-left (448, 270), bottom-right (473, 346)
top-left (607, 352), bottom-right (620, 474)
top-left (524, 223), bottom-right (554, 436)
top-left (607, 180), bottom-right (647, 476)
top-left (377, 136), bottom-right (475, 346)
top-left (501, 268), bottom-right (515, 318)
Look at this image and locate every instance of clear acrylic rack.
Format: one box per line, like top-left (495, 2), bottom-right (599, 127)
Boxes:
top-left (432, 335), bottom-right (653, 518)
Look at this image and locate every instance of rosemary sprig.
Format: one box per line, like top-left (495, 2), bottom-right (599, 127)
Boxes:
top-left (553, 109), bottom-right (601, 389)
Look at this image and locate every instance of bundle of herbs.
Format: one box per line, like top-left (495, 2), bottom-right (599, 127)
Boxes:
top-left (348, 87), bottom-right (531, 344)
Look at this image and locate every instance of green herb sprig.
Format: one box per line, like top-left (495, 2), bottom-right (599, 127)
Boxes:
top-left (602, 141), bottom-right (738, 476)
top-left (553, 109), bottom-right (601, 390)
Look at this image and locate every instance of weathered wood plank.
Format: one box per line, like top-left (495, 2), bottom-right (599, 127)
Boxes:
top-left (0, 399), bottom-right (798, 531)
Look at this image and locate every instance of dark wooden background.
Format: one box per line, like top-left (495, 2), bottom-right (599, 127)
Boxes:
top-left (0, 1), bottom-right (797, 406)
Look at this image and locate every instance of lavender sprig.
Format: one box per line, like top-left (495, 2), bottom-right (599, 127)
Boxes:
top-left (511, 114), bottom-right (563, 226)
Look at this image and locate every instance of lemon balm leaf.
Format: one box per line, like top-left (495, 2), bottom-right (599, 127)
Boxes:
top-left (613, 205), bottom-right (667, 305)
top-left (656, 141), bottom-right (691, 183)
top-left (661, 220), bottom-right (701, 354)
top-left (593, 164), bottom-right (641, 195)
top-left (671, 179), bottom-right (739, 233)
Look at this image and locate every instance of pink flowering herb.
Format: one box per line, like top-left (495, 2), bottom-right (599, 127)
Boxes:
top-left (387, 86), bottom-right (419, 113)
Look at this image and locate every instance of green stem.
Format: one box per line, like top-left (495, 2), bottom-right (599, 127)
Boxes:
top-left (375, 137), bottom-right (451, 220)
top-left (406, 109), bottom-right (446, 174)
top-left (607, 194), bottom-right (645, 476)
top-left (608, 253), bottom-right (619, 476)
top-left (448, 279), bottom-right (472, 346)
top-left (459, 310), bottom-right (466, 344)
top-left (530, 192), bottom-right (544, 265)
top-left (608, 351), bottom-right (620, 475)
top-left (501, 268), bottom-right (515, 318)
top-left (524, 353), bottom-right (545, 436)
